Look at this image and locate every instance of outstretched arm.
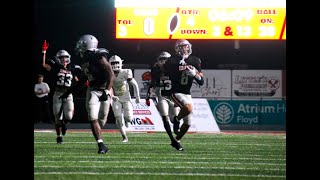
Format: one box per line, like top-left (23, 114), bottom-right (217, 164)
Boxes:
top-left (41, 40), bottom-right (51, 71)
top-left (128, 77), bottom-right (140, 101)
top-left (42, 52), bottom-right (51, 71)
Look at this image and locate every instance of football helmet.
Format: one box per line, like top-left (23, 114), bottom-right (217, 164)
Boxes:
top-left (175, 39), bottom-right (192, 58)
top-left (157, 51), bottom-right (171, 64)
top-left (75, 34), bottom-right (98, 58)
top-left (109, 55), bottom-right (123, 71)
top-left (55, 50), bottom-right (71, 65)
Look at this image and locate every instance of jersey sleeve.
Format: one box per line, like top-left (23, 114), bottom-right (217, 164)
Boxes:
top-left (125, 69), bottom-right (133, 79)
top-left (195, 57), bottom-right (202, 72)
top-left (73, 65), bottom-right (83, 77)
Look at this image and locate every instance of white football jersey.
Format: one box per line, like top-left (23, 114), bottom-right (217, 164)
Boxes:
top-left (113, 69), bottom-right (133, 101)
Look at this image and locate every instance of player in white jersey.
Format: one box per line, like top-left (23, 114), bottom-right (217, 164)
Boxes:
top-left (109, 55), bottom-right (140, 142)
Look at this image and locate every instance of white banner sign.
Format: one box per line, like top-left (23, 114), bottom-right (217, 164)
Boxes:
top-left (127, 99), bottom-right (164, 131)
top-left (134, 69), bottom-right (152, 99)
top-left (191, 70), bottom-right (231, 98)
top-left (232, 70), bottom-right (282, 98)
top-left (127, 98), bottom-right (220, 132)
top-left (188, 98), bottom-right (220, 132)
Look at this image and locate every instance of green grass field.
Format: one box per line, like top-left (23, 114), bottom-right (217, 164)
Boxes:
top-left (34, 130), bottom-right (286, 180)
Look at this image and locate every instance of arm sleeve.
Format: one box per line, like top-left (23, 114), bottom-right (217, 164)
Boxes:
top-left (195, 73), bottom-right (204, 86)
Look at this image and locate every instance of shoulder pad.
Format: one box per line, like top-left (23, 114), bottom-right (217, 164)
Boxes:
top-left (95, 48), bottom-right (109, 56)
top-left (74, 65), bottom-right (82, 70)
top-left (125, 69), bottom-right (132, 73)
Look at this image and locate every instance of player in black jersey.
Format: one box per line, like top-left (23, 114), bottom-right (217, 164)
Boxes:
top-left (42, 43), bottom-right (82, 144)
top-left (60, 34), bottom-right (115, 154)
top-left (164, 39), bottom-right (204, 144)
top-left (147, 51), bottom-right (183, 151)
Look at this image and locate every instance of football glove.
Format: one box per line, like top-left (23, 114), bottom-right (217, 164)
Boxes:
top-left (145, 99), bottom-right (150, 106)
top-left (136, 97), bottom-right (141, 104)
top-left (112, 96), bottom-right (119, 101)
top-left (185, 66), bottom-right (197, 77)
top-left (42, 40), bottom-right (49, 53)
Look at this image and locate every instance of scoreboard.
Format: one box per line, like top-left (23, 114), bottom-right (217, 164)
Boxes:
top-left (115, 0), bottom-right (286, 40)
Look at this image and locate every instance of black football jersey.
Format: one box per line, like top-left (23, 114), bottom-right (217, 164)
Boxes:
top-left (81, 48), bottom-right (109, 89)
top-left (49, 61), bottom-right (81, 90)
top-left (150, 64), bottom-right (172, 97)
top-left (165, 54), bottom-right (202, 94)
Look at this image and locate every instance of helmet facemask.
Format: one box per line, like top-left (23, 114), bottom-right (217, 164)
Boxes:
top-left (109, 55), bottom-right (123, 72)
top-left (175, 39), bottom-right (192, 58)
top-left (55, 50), bottom-right (71, 66)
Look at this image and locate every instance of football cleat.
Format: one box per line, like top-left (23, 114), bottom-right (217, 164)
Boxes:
top-left (56, 136), bottom-right (63, 144)
top-left (98, 142), bottom-right (109, 154)
top-left (122, 138), bottom-right (128, 143)
top-left (170, 141), bottom-right (184, 151)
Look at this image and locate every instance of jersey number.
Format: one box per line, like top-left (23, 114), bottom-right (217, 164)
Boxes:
top-left (180, 71), bottom-right (189, 85)
top-left (160, 79), bottom-right (172, 90)
top-left (57, 73), bottom-right (72, 87)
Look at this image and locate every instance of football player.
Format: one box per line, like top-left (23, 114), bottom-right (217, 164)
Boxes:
top-left (164, 39), bottom-right (204, 146)
top-left (60, 34), bottom-right (115, 154)
top-left (42, 43), bottom-right (81, 144)
top-left (147, 51), bottom-right (183, 151)
top-left (109, 55), bottom-right (140, 142)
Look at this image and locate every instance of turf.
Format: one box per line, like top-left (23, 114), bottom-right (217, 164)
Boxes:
top-left (34, 131), bottom-right (286, 180)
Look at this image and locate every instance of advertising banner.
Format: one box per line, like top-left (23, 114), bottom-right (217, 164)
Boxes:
top-left (127, 98), bottom-right (220, 132)
top-left (208, 100), bottom-right (286, 125)
top-left (191, 70), bottom-right (231, 98)
top-left (232, 70), bottom-right (282, 98)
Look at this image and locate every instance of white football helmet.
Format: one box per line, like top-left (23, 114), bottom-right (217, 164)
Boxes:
top-left (175, 39), bottom-right (192, 58)
top-left (55, 50), bottom-right (71, 65)
top-left (75, 34), bottom-right (98, 58)
top-left (157, 51), bottom-right (171, 64)
top-left (109, 55), bottom-right (123, 71)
